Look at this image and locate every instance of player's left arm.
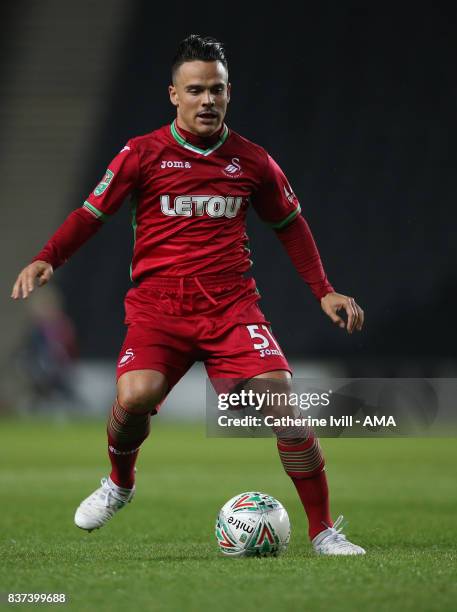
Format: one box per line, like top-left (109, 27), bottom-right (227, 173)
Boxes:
top-left (275, 216), bottom-right (364, 334)
top-left (251, 152), bottom-right (364, 334)
top-left (319, 288), bottom-right (364, 334)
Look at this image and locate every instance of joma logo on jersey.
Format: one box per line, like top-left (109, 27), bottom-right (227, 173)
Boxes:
top-left (160, 195), bottom-right (242, 218)
top-left (160, 160), bottom-right (192, 169)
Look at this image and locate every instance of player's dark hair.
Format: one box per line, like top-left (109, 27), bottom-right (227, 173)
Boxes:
top-left (172, 35), bottom-right (228, 81)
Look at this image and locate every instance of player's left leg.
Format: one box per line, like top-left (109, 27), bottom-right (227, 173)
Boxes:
top-left (201, 277), bottom-right (365, 554)
top-left (252, 370), bottom-right (331, 539)
top-left (252, 370), bottom-right (365, 555)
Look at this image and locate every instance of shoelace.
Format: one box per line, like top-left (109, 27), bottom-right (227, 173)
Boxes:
top-left (103, 482), bottom-right (114, 509)
top-left (330, 515), bottom-right (348, 533)
top-left (85, 478), bottom-right (127, 509)
top-left (319, 515), bottom-right (353, 550)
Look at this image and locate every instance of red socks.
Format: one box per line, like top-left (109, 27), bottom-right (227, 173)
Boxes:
top-left (107, 440), bottom-right (140, 489)
top-left (107, 399), bottom-right (151, 489)
top-left (290, 470), bottom-right (333, 540)
top-left (106, 401), bottom-right (332, 538)
top-left (277, 437), bottom-right (333, 540)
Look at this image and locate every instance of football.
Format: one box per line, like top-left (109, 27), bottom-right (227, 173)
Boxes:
top-left (215, 492), bottom-right (291, 557)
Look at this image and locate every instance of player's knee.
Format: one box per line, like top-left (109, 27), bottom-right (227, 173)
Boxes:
top-left (247, 372), bottom-right (294, 419)
top-left (118, 384), bottom-right (162, 413)
top-left (117, 373), bottom-right (168, 413)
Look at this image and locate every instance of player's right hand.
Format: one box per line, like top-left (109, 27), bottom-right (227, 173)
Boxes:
top-left (11, 260), bottom-right (54, 300)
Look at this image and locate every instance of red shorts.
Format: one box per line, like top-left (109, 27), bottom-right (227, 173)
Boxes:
top-left (116, 274), bottom-right (291, 390)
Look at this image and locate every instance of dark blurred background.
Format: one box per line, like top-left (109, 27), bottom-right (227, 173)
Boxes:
top-left (2, 1), bottom-right (456, 412)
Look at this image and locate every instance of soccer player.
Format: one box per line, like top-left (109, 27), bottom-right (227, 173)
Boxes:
top-left (11, 35), bottom-right (365, 555)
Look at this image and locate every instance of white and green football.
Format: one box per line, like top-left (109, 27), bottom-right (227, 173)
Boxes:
top-left (215, 492), bottom-right (290, 557)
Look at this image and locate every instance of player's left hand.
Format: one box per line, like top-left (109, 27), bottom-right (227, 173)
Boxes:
top-left (320, 292), bottom-right (364, 334)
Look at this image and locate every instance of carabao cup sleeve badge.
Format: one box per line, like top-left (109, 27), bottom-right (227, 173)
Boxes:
top-left (94, 169), bottom-right (114, 196)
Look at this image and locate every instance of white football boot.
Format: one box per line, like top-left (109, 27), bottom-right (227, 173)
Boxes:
top-left (74, 477), bottom-right (135, 532)
top-left (312, 515), bottom-right (366, 555)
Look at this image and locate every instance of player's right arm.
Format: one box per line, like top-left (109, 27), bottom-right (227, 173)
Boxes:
top-left (11, 142), bottom-right (139, 299)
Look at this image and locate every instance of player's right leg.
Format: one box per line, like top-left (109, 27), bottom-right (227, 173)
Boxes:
top-left (74, 369), bottom-right (168, 532)
top-left (74, 293), bottom-right (195, 533)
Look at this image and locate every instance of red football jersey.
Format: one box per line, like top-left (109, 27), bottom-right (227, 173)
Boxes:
top-left (82, 121), bottom-right (301, 280)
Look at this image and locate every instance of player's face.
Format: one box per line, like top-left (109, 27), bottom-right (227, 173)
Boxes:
top-left (169, 60), bottom-right (231, 137)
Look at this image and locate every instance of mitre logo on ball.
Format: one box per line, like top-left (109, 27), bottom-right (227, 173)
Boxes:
top-left (215, 492), bottom-right (290, 557)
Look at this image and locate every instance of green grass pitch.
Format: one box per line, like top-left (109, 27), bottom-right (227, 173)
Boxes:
top-left (0, 418), bottom-right (456, 611)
